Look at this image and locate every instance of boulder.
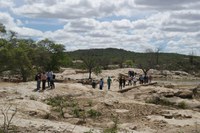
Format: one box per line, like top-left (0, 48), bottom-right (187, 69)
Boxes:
top-left (162, 92), bottom-right (175, 98)
top-left (162, 114), bottom-right (173, 119)
top-left (175, 91), bottom-right (193, 99)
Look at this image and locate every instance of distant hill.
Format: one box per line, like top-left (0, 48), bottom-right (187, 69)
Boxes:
top-left (67, 48), bottom-right (200, 74)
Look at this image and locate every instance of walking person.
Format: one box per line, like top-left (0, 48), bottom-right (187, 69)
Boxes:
top-left (99, 78), bottom-right (104, 90)
top-left (107, 77), bottom-right (112, 90)
top-left (41, 72), bottom-right (47, 91)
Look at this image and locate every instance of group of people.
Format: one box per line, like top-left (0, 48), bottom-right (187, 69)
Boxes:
top-left (91, 70), bottom-right (153, 90)
top-left (35, 71), bottom-right (55, 92)
top-left (138, 74), bottom-right (152, 84)
top-left (91, 76), bottom-right (112, 90)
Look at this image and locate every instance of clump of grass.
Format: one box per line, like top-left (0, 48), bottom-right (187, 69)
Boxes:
top-left (103, 114), bottom-right (119, 133)
top-left (146, 96), bottom-right (175, 106)
top-left (72, 107), bottom-right (82, 118)
top-left (87, 109), bottom-right (101, 118)
top-left (46, 95), bottom-right (70, 118)
top-left (177, 101), bottom-right (188, 109)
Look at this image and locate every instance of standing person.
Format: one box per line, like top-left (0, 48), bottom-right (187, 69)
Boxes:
top-left (139, 75), bottom-right (144, 84)
top-left (128, 76), bottom-right (132, 86)
top-left (47, 71), bottom-right (53, 87)
top-left (133, 75), bottom-right (137, 86)
top-left (122, 76), bottom-right (126, 88)
top-left (119, 76), bottom-right (123, 90)
top-left (107, 77), bottom-right (112, 90)
top-left (35, 72), bottom-right (41, 91)
top-left (41, 72), bottom-right (47, 91)
top-left (99, 78), bottom-right (104, 90)
top-left (50, 73), bottom-right (55, 89)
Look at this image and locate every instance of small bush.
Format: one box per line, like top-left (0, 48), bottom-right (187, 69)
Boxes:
top-left (72, 107), bottom-right (82, 118)
top-left (46, 95), bottom-right (68, 118)
top-left (87, 109), bottom-right (101, 118)
top-left (146, 96), bottom-right (175, 106)
top-left (177, 101), bottom-right (187, 109)
top-left (104, 114), bottom-right (119, 133)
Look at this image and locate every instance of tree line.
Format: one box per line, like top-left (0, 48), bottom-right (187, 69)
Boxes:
top-left (1, 22), bottom-right (200, 81)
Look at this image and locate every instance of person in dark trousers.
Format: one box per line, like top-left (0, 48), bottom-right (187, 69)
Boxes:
top-left (99, 78), bottom-right (104, 90)
top-left (41, 72), bottom-right (47, 91)
top-left (50, 74), bottom-right (55, 89)
top-left (35, 72), bottom-right (41, 91)
top-left (119, 76), bottom-right (123, 90)
top-left (47, 71), bottom-right (53, 87)
top-left (107, 77), bottom-right (112, 90)
top-left (122, 76), bottom-right (126, 88)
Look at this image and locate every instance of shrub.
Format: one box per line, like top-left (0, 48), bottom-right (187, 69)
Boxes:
top-left (103, 114), bottom-right (119, 133)
top-left (72, 107), bottom-right (81, 118)
top-left (177, 101), bottom-right (187, 109)
top-left (87, 109), bottom-right (101, 118)
top-left (46, 95), bottom-right (68, 118)
top-left (146, 96), bottom-right (175, 106)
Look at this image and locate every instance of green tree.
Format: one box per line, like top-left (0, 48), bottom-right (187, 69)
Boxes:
top-left (125, 60), bottom-right (134, 67)
top-left (37, 39), bottom-right (68, 71)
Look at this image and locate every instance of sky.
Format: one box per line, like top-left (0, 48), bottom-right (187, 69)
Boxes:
top-left (0, 0), bottom-right (200, 55)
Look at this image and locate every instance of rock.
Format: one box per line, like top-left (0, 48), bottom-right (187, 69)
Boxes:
top-left (129, 125), bottom-right (137, 130)
top-left (164, 84), bottom-right (175, 88)
top-left (29, 111), bottom-right (37, 116)
top-left (115, 109), bottom-right (129, 113)
top-left (173, 71), bottom-right (189, 76)
top-left (162, 92), bottom-right (175, 97)
top-left (183, 115), bottom-right (192, 119)
top-left (162, 114), bottom-right (173, 119)
top-left (175, 91), bottom-right (193, 99)
top-left (64, 113), bottom-right (73, 118)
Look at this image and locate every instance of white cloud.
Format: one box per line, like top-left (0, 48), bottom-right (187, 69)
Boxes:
top-left (0, 12), bottom-right (43, 37)
top-left (0, 0), bottom-right (14, 8)
top-left (0, 0), bottom-right (200, 55)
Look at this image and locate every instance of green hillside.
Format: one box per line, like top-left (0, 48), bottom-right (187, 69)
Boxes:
top-left (67, 48), bottom-right (200, 74)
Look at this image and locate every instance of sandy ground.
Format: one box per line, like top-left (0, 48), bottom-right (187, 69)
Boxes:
top-left (0, 68), bottom-right (200, 133)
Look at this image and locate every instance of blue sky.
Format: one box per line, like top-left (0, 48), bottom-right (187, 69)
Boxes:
top-left (0, 0), bottom-right (200, 55)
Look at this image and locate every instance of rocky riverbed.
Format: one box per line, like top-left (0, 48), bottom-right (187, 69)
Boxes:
top-left (0, 68), bottom-right (200, 133)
